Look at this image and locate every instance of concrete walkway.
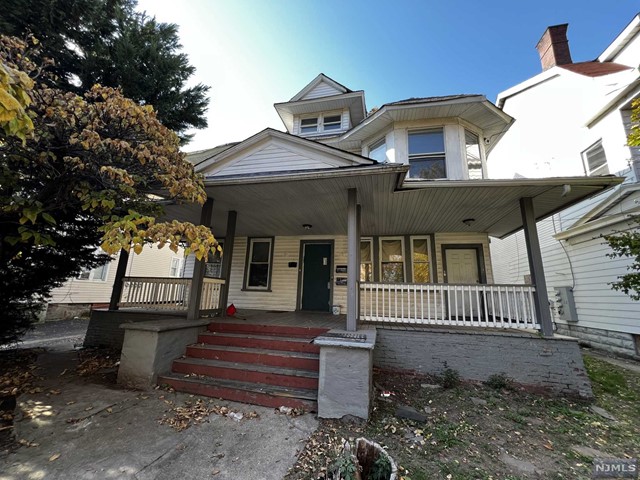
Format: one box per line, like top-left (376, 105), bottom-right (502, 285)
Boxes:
top-left (0, 347), bottom-right (317, 480)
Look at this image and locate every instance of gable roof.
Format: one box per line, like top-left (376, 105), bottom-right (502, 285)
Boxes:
top-left (185, 143), bottom-right (238, 167)
top-left (195, 128), bottom-right (375, 177)
top-left (289, 73), bottom-right (352, 102)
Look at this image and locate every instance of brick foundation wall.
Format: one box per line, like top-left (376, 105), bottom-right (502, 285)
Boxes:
top-left (555, 323), bottom-right (639, 360)
top-left (373, 328), bottom-right (593, 398)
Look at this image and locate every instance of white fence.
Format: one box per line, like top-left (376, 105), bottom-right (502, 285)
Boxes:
top-left (119, 277), bottom-right (225, 312)
top-left (360, 282), bottom-right (538, 330)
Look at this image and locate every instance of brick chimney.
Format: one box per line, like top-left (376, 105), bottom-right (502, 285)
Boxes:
top-left (536, 24), bottom-right (573, 71)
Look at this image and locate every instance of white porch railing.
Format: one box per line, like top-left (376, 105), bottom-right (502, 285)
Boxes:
top-left (119, 277), bottom-right (225, 312)
top-left (360, 282), bottom-right (538, 330)
top-left (201, 278), bottom-right (225, 311)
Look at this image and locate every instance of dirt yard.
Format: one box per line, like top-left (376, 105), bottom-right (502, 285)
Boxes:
top-left (286, 352), bottom-right (640, 480)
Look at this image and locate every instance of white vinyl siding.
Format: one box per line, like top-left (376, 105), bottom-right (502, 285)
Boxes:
top-left (206, 141), bottom-right (361, 177)
top-left (300, 82), bottom-right (343, 100)
top-left (48, 244), bottom-right (186, 305)
top-left (490, 191), bottom-right (640, 335)
top-left (227, 236), bottom-right (349, 312)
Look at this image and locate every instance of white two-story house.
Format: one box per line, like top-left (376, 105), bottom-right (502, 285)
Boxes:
top-left (489, 17), bottom-right (640, 359)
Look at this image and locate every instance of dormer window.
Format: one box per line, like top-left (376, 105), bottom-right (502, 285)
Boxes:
top-left (298, 112), bottom-right (343, 135)
top-left (408, 129), bottom-right (446, 179)
top-left (300, 117), bottom-right (319, 134)
top-left (323, 115), bottom-right (342, 131)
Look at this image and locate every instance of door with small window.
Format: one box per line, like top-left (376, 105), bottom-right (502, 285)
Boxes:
top-left (300, 243), bottom-right (332, 312)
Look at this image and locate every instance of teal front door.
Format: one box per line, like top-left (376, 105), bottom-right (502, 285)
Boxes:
top-left (301, 243), bottom-right (332, 312)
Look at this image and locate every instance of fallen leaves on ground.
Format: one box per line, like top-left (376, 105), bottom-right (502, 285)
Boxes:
top-left (0, 350), bottom-right (42, 397)
top-left (76, 349), bottom-right (120, 376)
top-left (158, 398), bottom-right (260, 431)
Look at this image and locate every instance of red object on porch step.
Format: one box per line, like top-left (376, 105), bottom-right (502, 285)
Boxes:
top-left (158, 321), bottom-right (329, 411)
top-left (226, 304), bottom-right (237, 316)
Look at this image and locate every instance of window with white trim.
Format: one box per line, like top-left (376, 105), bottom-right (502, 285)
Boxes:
top-left (408, 129), bottom-right (446, 179)
top-left (299, 112), bottom-right (343, 135)
top-left (411, 237), bottom-right (431, 283)
top-left (77, 263), bottom-right (109, 281)
top-left (323, 115), bottom-right (341, 131)
top-left (300, 117), bottom-right (318, 134)
top-left (582, 141), bottom-right (609, 176)
top-left (465, 130), bottom-right (484, 179)
top-left (380, 237), bottom-right (405, 282)
top-left (245, 238), bottom-right (273, 289)
top-left (360, 239), bottom-right (373, 282)
top-left (368, 138), bottom-right (387, 163)
top-left (169, 257), bottom-right (183, 278)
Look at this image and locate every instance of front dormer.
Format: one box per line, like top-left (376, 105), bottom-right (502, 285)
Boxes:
top-left (274, 74), bottom-right (366, 139)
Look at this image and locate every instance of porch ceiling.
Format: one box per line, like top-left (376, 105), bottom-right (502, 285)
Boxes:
top-left (161, 167), bottom-right (622, 239)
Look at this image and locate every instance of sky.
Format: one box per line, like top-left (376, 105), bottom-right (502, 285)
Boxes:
top-left (135, 0), bottom-right (640, 153)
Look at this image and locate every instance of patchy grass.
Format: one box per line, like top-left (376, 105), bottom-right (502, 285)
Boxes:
top-left (287, 354), bottom-right (640, 479)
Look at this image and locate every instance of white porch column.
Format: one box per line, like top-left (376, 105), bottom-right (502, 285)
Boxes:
top-left (187, 198), bottom-right (214, 321)
top-left (347, 188), bottom-right (359, 331)
top-left (520, 197), bottom-right (554, 337)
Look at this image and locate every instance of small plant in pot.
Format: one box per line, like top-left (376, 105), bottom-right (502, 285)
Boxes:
top-left (329, 438), bottom-right (397, 480)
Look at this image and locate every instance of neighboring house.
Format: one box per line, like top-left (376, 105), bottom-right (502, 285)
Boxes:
top-left (488, 17), bottom-right (640, 358)
top-left (46, 245), bottom-right (185, 321)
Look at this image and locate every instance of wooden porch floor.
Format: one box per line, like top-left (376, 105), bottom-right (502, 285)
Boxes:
top-left (216, 309), bottom-right (346, 329)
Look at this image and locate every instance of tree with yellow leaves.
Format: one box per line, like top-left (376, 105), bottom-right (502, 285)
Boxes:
top-left (0, 36), bottom-right (217, 343)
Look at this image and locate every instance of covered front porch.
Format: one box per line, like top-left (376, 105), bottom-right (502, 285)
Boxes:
top-left (104, 167), bottom-right (621, 338)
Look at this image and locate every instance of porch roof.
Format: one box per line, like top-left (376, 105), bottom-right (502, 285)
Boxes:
top-left (162, 165), bottom-right (622, 239)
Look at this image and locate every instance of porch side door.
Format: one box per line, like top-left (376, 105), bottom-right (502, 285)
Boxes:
top-left (444, 248), bottom-right (480, 319)
top-left (301, 243), bottom-right (332, 312)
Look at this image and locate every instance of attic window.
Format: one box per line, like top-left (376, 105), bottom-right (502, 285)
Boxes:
top-left (323, 115), bottom-right (341, 131)
top-left (582, 141), bottom-right (609, 176)
top-left (300, 118), bottom-right (318, 134)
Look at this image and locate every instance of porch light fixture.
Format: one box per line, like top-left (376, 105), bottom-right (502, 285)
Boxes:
top-left (462, 218), bottom-right (475, 227)
top-left (302, 224), bottom-right (313, 230)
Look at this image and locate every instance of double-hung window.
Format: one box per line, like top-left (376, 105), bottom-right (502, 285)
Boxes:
top-left (323, 115), bottom-right (342, 131)
top-left (408, 129), bottom-right (446, 179)
top-left (360, 239), bottom-right (373, 282)
top-left (380, 237), bottom-right (405, 282)
top-left (300, 118), bottom-right (318, 134)
top-left (411, 237), bottom-right (431, 283)
top-left (582, 141), bottom-right (609, 176)
top-left (245, 238), bottom-right (273, 289)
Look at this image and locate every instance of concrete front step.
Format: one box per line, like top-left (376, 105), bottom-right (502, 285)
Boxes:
top-left (158, 374), bottom-right (318, 411)
top-left (209, 322), bottom-right (329, 338)
top-left (172, 357), bottom-right (319, 389)
top-left (197, 332), bottom-right (320, 354)
top-left (186, 344), bottom-right (320, 372)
